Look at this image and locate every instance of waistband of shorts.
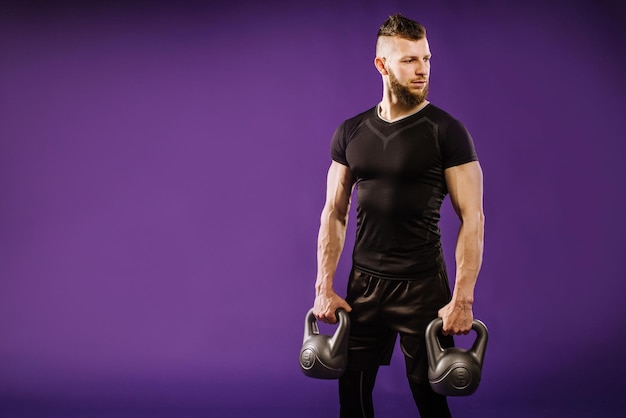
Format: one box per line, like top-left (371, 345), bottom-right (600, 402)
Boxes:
top-left (351, 264), bottom-right (445, 281)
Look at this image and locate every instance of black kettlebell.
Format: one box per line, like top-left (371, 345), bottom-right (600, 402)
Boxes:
top-left (299, 308), bottom-right (350, 379)
top-left (426, 317), bottom-right (488, 396)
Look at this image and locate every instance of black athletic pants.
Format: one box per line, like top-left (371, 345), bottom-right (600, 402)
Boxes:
top-left (338, 368), bottom-right (451, 417)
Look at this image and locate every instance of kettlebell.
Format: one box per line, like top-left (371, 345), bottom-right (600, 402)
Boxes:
top-left (426, 317), bottom-right (488, 396)
top-left (299, 308), bottom-right (350, 379)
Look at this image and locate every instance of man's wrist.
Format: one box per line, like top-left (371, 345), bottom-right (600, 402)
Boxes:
top-left (315, 278), bottom-right (334, 295)
top-left (450, 294), bottom-right (474, 307)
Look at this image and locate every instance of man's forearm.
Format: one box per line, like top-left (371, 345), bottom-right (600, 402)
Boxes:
top-left (315, 207), bottom-right (349, 295)
top-left (452, 212), bottom-right (485, 304)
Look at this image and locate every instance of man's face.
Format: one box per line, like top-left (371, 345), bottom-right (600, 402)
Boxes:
top-left (382, 37), bottom-right (431, 106)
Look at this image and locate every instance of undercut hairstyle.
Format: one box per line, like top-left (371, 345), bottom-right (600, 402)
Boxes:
top-left (377, 13), bottom-right (426, 41)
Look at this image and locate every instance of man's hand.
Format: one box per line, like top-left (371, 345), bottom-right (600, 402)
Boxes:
top-left (438, 300), bottom-right (473, 335)
top-left (313, 290), bottom-right (352, 324)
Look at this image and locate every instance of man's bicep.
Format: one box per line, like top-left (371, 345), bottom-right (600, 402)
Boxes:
top-left (325, 161), bottom-right (355, 217)
top-left (444, 161), bottom-right (484, 218)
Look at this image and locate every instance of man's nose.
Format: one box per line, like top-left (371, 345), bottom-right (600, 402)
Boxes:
top-left (415, 62), bottom-right (427, 75)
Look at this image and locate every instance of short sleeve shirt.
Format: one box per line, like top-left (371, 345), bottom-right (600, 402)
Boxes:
top-left (331, 103), bottom-right (478, 279)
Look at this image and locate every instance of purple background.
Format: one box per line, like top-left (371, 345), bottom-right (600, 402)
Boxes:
top-left (1, 0), bottom-right (625, 416)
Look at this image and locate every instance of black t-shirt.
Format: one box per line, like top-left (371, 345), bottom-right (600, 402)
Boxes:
top-left (331, 103), bottom-right (478, 279)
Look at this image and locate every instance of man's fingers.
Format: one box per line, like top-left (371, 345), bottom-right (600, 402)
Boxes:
top-left (323, 311), bottom-right (336, 324)
top-left (316, 311), bottom-right (337, 324)
top-left (443, 326), bottom-right (472, 336)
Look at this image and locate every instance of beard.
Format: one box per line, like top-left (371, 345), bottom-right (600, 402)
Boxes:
top-left (388, 68), bottom-right (429, 108)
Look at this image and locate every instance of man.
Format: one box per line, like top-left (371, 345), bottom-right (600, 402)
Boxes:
top-left (312, 14), bottom-right (485, 418)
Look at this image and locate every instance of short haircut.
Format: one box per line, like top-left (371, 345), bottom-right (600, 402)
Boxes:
top-left (377, 13), bottom-right (426, 41)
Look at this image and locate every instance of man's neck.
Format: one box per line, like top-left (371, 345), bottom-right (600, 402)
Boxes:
top-left (378, 99), bottom-right (429, 122)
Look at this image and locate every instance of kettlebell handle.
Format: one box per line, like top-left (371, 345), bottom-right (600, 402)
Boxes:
top-left (303, 308), bottom-right (349, 343)
top-left (305, 308), bottom-right (348, 324)
top-left (426, 317), bottom-right (488, 363)
top-left (334, 308), bottom-right (349, 324)
top-left (329, 309), bottom-right (349, 351)
top-left (427, 317), bottom-right (487, 336)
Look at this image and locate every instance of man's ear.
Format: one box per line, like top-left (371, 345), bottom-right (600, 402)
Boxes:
top-left (374, 57), bottom-right (388, 75)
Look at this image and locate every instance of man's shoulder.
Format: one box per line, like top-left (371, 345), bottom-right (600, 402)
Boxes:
top-left (423, 103), bottom-right (460, 124)
top-left (342, 106), bottom-right (377, 126)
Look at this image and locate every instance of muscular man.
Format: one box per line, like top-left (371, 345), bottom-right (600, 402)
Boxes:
top-left (312, 14), bottom-right (485, 418)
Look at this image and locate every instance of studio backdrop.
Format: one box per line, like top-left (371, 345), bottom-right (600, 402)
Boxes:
top-left (1, 0), bottom-right (625, 416)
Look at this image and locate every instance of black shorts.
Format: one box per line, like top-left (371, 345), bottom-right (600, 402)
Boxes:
top-left (345, 267), bottom-right (455, 383)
